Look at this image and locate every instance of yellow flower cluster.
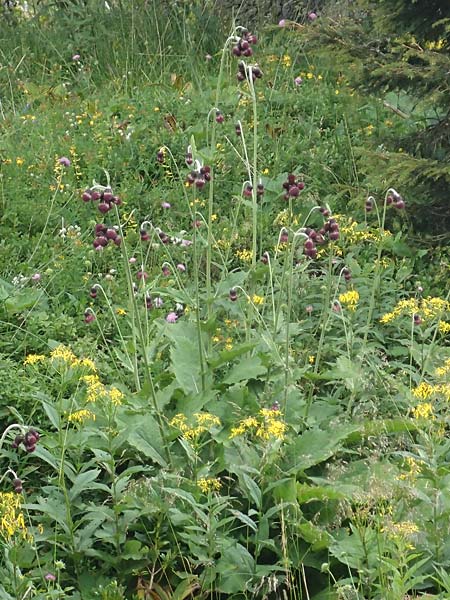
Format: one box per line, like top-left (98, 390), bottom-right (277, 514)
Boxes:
top-left (274, 209), bottom-right (298, 227)
top-left (411, 402), bottom-right (434, 420)
top-left (23, 354), bottom-right (46, 366)
top-left (436, 358), bottom-right (450, 378)
top-left (82, 374), bottom-right (104, 402)
top-left (67, 409), bottom-right (96, 423)
top-left (0, 493), bottom-right (29, 541)
top-left (412, 381), bottom-right (450, 402)
top-left (334, 215), bottom-right (391, 244)
top-left (412, 382), bottom-right (435, 400)
top-left (425, 39), bottom-right (446, 50)
top-left (197, 477), bottom-right (222, 494)
top-left (438, 321), bottom-right (450, 334)
top-left (230, 408), bottom-right (287, 441)
top-left (235, 248), bottom-right (253, 263)
top-left (25, 346), bottom-right (97, 373)
top-left (109, 387), bottom-right (125, 405)
top-left (382, 520), bottom-right (419, 542)
top-left (50, 345), bottom-right (76, 363)
top-left (249, 294), bottom-right (264, 306)
top-left (380, 297), bottom-right (450, 325)
top-left (212, 328), bottom-right (233, 350)
top-left (81, 375), bottom-right (124, 406)
top-left (170, 412), bottom-right (221, 442)
top-left (69, 145), bottom-right (83, 180)
top-left (338, 290), bottom-right (359, 311)
top-left (397, 456), bottom-right (423, 482)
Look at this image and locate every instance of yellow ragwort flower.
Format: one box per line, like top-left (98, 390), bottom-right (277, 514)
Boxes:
top-left (411, 402), bottom-right (434, 420)
top-left (0, 493), bottom-right (29, 541)
top-left (436, 358), bottom-right (450, 377)
top-left (194, 412), bottom-right (221, 427)
top-left (50, 344), bottom-right (77, 363)
top-left (72, 357), bottom-right (97, 372)
top-left (397, 456), bottom-right (423, 482)
top-left (23, 354), bottom-right (46, 366)
top-left (67, 409), bottom-right (96, 423)
top-left (412, 382), bottom-right (435, 400)
top-left (170, 412), bottom-right (220, 442)
top-left (382, 520), bottom-right (419, 542)
top-left (249, 294), bottom-right (264, 306)
top-left (108, 387), bottom-right (124, 406)
top-left (197, 477), bottom-right (222, 493)
top-left (235, 248), bottom-right (253, 263)
top-left (230, 410), bottom-right (286, 441)
top-left (338, 290), bottom-right (359, 311)
top-left (438, 321), bottom-right (450, 334)
top-left (82, 374), bottom-right (105, 403)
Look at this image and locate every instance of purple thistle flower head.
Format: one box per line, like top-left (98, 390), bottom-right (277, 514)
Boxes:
top-left (161, 201), bottom-right (171, 209)
top-left (72, 54), bottom-right (81, 62)
top-left (45, 573), bottom-right (56, 582)
top-left (84, 311), bottom-right (95, 324)
top-left (177, 263), bottom-right (186, 272)
top-left (166, 312), bottom-right (178, 323)
top-left (58, 157), bottom-right (71, 167)
top-left (294, 76), bottom-right (303, 86)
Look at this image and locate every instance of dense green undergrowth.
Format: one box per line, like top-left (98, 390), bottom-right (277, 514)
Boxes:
top-left (0, 1), bottom-right (449, 599)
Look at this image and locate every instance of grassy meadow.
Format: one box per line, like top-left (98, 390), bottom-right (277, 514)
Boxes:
top-left (0, 1), bottom-right (449, 598)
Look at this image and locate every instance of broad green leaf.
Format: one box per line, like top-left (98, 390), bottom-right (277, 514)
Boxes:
top-left (41, 399), bottom-right (60, 429)
top-left (0, 277), bottom-right (13, 301)
top-left (324, 356), bottom-right (364, 393)
top-left (171, 576), bottom-right (200, 600)
top-left (239, 473), bottom-right (262, 508)
top-left (297, 483), bottom-right (346, 503)
top-left (120, 413), bottom-right (167, 467)
top-left (170, 336), bottom-right (204, 394)
top-left (283, 425), bottom-right (358, 474)
top-left (215, 543), bottom-right (255, 594)
top-left (208, 342), bottom-right (256, 369)
top-left (231, 510), bottom-right (257, 532)
top-left (68, 469), bottom-right (102, 502)
top-left (4, 288), bottom-right (47, 314)
top-left (297, 521), bottom-right (330, 550)
top-left (223, 355), bottom-right (266, 384)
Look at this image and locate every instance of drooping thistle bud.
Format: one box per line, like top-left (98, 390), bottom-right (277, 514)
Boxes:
top-left (140, 229), bottom-right (150, 242)
top-left (13, 478), bottom-right (23, 494)
top-left (84, 310), bottom-right (95, 324)
top-left (243, 184), bottom-right (253, 198)
top-left (11, 435), bottom-right (24, 450)
top-left (365, 197), bottom-right (374, 212)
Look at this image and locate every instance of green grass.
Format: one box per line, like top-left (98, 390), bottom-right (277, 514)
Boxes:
top-left (0, 2), bottom-right (449, 599)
